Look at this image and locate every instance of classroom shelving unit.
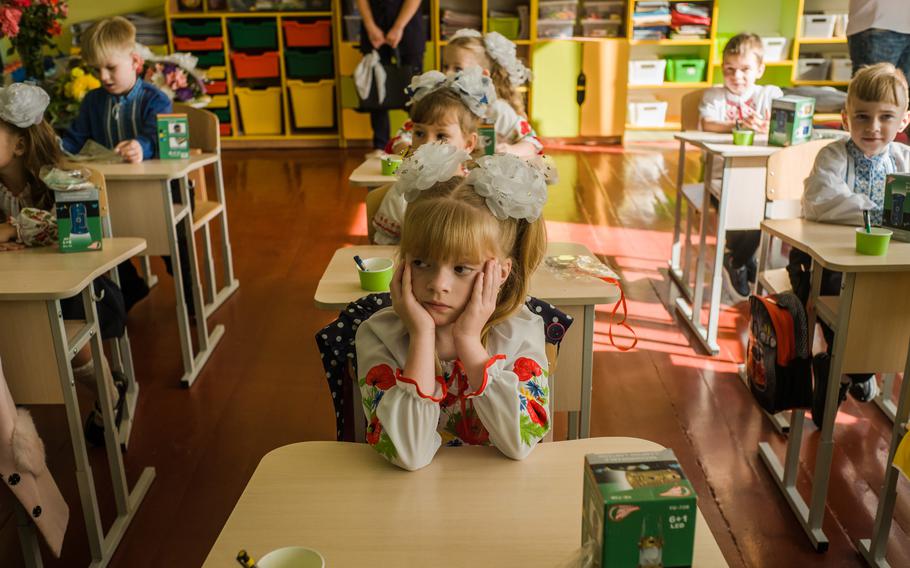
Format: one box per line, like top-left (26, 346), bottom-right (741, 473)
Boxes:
top-left (790, 0), bottom-right (850, 88)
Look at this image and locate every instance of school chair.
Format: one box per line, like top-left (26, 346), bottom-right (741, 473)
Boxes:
top-left (173, 102), bottom-right (239, 317)
top-left (365, 184), bottom-right (391, 243)
top-left (669, 89), bottom-right (709, 304)
top-left (316, 294), bottom-right (572, 443)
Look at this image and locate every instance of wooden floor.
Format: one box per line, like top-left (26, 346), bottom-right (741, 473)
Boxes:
top-left (2, 144), bottom-right (909, 567)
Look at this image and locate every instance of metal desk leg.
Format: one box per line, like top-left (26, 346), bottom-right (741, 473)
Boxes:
top-left (204, 157), bottom-right (240, 318)
top-left (873, 373), bottom-right (898, 424)
top-left (139, 255), bottom-right (158, 289)
top-left (669, 139), bottom-right (687, 277)
top-left (578, 305), bottom-right (595, 439)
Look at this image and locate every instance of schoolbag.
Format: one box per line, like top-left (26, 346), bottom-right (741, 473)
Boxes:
top-left (746, 292), bottom-right (813, 413)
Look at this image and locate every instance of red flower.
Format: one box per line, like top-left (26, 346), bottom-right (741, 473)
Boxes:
top-left (365, 364), bottom-right (396, 390)
top-left (513, 357), bottom-right (542, 382)
top-left (0, 6), bottom-right (22, 38)
top-left (440, 390), bottom-right (459, 409)
top-left (10, 0), bottom-right (31, 8)
top-left (527, 399), bottom-right (548, 427)
top-left (456, 411), bottom-right (490, 445)
top-left (47, 20), bottom-right (61, 36)
top-left (366, 415), bottom-right (382, 445)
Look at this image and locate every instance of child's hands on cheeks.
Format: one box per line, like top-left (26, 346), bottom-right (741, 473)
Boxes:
top-left (391, 261), bottom-right (435, 336)
top-left (453, 259), bottom-right (503, 341)
top-left (115, 139), bottom-right (143, 163)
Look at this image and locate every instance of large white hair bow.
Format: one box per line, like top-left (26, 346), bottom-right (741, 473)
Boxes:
top-left (0, 83), bottom-right (49, 128)
top-left (468, 154), bottom-right (548, 222)
top-left (399, 142), bottom-right (471, 203)
top-left (484, 32), bottom-right (532, 86)
top-left (405, 70), bottom-right (447, 104)
top-left (450, 28), bottom-right (483, 40)
top-left (405, 67), bottom-right (495, 119)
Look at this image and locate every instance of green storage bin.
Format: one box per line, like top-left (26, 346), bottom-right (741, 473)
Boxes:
top-left (228, 20), bottom-right (278, 50)
top-left (666, 57), bottom-right (706, 83)
top-left (173, 19), bottom-right (222, 37)
top-left (285, 49), bottom-right (334, 79)
top-left (196, 51), bottom-right (226, 68)
top-left (488, 17), bottom-right (520, 40)
top-left (212, 107), bottom-right (231, 123)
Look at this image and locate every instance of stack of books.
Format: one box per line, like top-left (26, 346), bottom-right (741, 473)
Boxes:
top-left (670, 2), bottom-right (711, 39)
top-left (441, 10), bottom-right (482, 40)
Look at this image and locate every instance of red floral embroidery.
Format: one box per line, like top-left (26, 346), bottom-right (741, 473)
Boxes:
top-left (456, 410), bottom-right (490, 445)
top-left (519, 120), bottom-right (531, 135)
top-left (365, 364), bottom-right (396, 390)
top-left (366, 415), bottom-right (382, 445)
top-left (513, 357), bottom-right (542, 382)
top-left (441, 390), bottom-right (459, 409)
top-left (527, 399), bottom-right (548, 427)
top-left (402, 120), bottom-right (414, 132)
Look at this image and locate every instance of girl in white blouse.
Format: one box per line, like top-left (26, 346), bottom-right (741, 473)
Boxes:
top-left (356, 148), bottom-right (550, 470)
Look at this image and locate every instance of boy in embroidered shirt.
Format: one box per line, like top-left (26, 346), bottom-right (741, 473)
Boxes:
top-left (794, 62), bottom-right (910, 426)
top-left (60, 16), bottom-right (172, 162)
top-left (699, 32), bottom-right (785, 302)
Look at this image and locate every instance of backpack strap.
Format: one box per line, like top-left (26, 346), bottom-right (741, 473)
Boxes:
top-left (754, 296), bottom-right (796, 366)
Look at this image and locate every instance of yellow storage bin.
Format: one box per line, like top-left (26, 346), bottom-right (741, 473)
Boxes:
top-left (206, 66), bottom-right (227, 80)
top-left (207, 94), bottom-right (230, 108)
top-left (287, 79), bottom-right (335, 128)
top-left (342, 108), bottom-right (371, 139)
top-left (235, 87), bottom-right (283, 135)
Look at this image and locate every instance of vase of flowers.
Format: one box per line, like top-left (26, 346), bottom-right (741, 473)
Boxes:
top-left (44, 59), bottom-right (100, 129)
top-left (0, 0), bottom-right (68, 81)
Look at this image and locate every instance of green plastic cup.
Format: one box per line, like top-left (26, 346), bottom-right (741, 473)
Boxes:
top-left (732, 129), bottom-right (755, 146)
top-left (381, 155), bottom-right (402, 176)
top-left (257, 547), bottom-right (325, 568)
top-left (358, 257), bottom-right (394, 291)
top-left (855, 227), bottom-right (892, 255)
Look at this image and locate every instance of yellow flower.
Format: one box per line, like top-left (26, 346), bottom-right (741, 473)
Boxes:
top-left (71, 67), bottom-right (85, 78)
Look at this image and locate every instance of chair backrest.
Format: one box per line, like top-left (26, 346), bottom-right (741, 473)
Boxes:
top-left (680, 89), bottom-right (707, 131)
top-left (765, 138), bottom-right (834, 202)
top-left (173, 102), bottom-right (220, 154)
top-left (365, 184), bottom-right (392, 243)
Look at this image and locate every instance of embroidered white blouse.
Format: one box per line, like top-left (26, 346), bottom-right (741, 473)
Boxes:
top-left (698, 85), bottom-right (784, 125)
top-left (355, 305), bottom-right (550, 471)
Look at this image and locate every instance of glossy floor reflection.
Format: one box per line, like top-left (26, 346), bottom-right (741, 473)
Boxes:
top-left (0, 145), bottom-right (906, 567)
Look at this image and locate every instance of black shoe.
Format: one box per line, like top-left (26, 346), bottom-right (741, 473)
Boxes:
top-left (848, 374), bottom-right (880, 402)
top-left (722, 252), bottom-right (750, 302)
top-left (83, 373), bottom-right (128, 447)
top-left (811, 353), bottom-right (847, 429)
top-left (745, 257), bottom-right (758, 284)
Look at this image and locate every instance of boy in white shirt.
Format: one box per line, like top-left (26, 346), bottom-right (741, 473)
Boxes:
top-left (794, 62), bottom-right (910, 427)
top-left (700, 33), bottom-right (784, 301)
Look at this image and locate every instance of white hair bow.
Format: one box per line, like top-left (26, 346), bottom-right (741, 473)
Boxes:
top-left (0, 83), bottom-right (49, 128)
top-left (399, 142), bottom-right (471, 203)
top-left (405, 67), bottom-right (496, 119)
top-left (450, 28), bottom-right (483, 40)
top-left (468, 154), bottom-right (548, 222)
top-left (484, 32), bottom-right (532, 86)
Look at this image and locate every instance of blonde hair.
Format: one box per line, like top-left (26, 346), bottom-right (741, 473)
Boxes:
top-left (445, 37), bottom-right (526, 116)
top-left (81, 16), bottom-right (136, 66)
top-left (723, 32), bottom-right (765, 65)
top-left (848, 62), bottom-right (910, 111)
top-left (0, 119), bottom-right (63, 211)
top-left (410, 88), bottom-right (481, 138)
top-left (399, 176), bottom-right (547, 342)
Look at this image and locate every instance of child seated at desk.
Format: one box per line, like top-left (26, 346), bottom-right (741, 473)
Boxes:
top-left (387, 29), bottom-right (542, 159)
top-left (700, 33), bottom-right (784, 302)
top-left (356, 151), bottom-right (550, 471)
top-left (0, 83), bottom-right (127, 446)
top-left (794, 62), bottom-right (910, 425)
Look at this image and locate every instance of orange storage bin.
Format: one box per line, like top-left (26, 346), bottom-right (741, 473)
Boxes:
top-left (231, 51), bottom-right (280, 79)
top-left (282, 20), bottom-right (331, 48)
top-left (206, 80), bottom-right (228, 95)
top-left (219, 123), bottom-right (232, 136)
top-left (173, 36), bottom-right (224, 51)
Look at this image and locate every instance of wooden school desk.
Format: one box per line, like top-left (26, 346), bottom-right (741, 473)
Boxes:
top-left (757, 219), bottom-right (910, 552)
top-left (0, 239), bottom-right (155, 567)
top-left (202, 438), bottom-right (727, 567)
top-left (349, 156), bottom-right (397, 188)
top-left (314, 242), bottom-right (620, 440)
top-left (91, 155), bottom-right (236, 387)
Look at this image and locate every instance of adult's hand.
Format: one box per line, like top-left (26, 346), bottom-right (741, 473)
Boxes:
top-left (366, 22), bottom-right (385, 50)
top-left (385, 25), bottom-right (404, 49)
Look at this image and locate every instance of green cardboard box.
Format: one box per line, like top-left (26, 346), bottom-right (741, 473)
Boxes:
top-left (582, 449), bottom-right (697, 568)
top-left (478, 123), bottom-right (496, 156)
top-left (884, 173), bottom-right (910, 242)
top-left (157, 113), bottom-right (190, 159)
top-left (769, 95), bottom-right (815, 147)
top-left (54, 186), bottom-right (102, 253)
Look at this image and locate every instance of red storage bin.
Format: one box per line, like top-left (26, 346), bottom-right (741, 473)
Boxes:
top-left (173, 36), bottom-right (224, 51)
top-left (206, 80), bottom-right (228, 94)
top-left (219, 123), bottom-right (232, 136)
top-left (230, 51), bottom-right (280, 79)
top-left (282, 20), bottom-right (331, 47)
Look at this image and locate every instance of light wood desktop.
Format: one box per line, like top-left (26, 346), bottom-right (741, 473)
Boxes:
top-left (91, 155), bottom-right (236, 387)
top-left (757, 219), bottom-right (910, 554)
top-left (203, 438), bottom-right (727, 568)
top-left (315, 242), bottom-right (620, 440)
top-left (0, 238), bottom-right (155, 568)
top-left (349, 156), bottom-right (396, 188)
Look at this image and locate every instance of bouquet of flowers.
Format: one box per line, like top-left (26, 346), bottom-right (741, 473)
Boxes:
top-left (0, 0), bottom-right (68, 80)
top-left (138, 45), bottom-right (208, 104)
top-left (44, 59), bottom-right (99, 128)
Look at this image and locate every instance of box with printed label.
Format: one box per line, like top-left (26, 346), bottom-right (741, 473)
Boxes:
top-left (769, 95), bottom-right (815, 147)
top-left (157, 113), bottom-right (190, 159)
top-left (582, 449), bottom-right (697, 568)
top-left (54, 186), bottom-right (102, 253)
top-left (884, 173), bottom-right (910, 242)
top-left (478, 123), bottom-right (496, 155)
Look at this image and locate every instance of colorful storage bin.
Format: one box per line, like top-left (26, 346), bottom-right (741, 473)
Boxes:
top-left (173, 36), bottom-right (223, 52)
top-left (285, 49), bottom-right (333, 79)
top-left (283, 20), bottom-right (332, 48)
top-left (231, 51), bottom-right (280, 79)
top-left (488, 17), bottom-right (519, 40)
top-left (172, 19), bottom-right (222, 37)
top-left (288, 79), bottom-right (335, 128)
top-left (207, 95), bottom-right (230, 109)
top-left (235, 87), bottom-right (283, 135)
top-left (206, 80), bottom-right (228, 95)
top-left (228, 19), bottom-right (278, 50)
top-left (196, 51), bottom-right (226, 68)
top-left (212, 107), bottom-right (232, 123)
top-left (219, 123), bottom-right (232, 136)
top-left (665, 57), bottom-right (706, 83)
top-left (206, 66), bottom-right (227, 80)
